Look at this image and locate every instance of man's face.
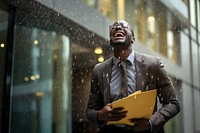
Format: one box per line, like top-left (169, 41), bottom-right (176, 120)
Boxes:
top-left (109, 20), bottom-right (134, 46)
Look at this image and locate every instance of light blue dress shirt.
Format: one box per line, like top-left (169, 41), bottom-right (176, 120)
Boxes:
top-left (110, 50), bottom-right (136, 102)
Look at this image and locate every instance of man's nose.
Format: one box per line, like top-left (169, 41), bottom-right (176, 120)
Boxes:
top-left (115, 25), bottom-right (122, 30)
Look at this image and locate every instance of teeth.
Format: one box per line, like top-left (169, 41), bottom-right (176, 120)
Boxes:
top-left (115, 33), bottom-right (124, 37)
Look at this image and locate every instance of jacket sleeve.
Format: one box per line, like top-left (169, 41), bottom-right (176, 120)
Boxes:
top-left (86, 65), bottom-right (105, 126)
top-left (150, 58), bottom-right (180, 133)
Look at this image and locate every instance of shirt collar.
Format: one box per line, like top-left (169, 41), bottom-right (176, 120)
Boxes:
top-left (113, 50), bottom-right (135, 67)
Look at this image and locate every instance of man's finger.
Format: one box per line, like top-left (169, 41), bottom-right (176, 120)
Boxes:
top-left (108, 114), bottom-right (127, 121)
top-left (112, 107), bottom-right (124, 111)
top-left (111, 110), bottom-right (128, 115)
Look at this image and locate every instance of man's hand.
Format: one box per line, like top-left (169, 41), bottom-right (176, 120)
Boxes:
top-left (97, 103), bottom-right (127, 121)
top-left (126, 119), bottom-right (151, 132)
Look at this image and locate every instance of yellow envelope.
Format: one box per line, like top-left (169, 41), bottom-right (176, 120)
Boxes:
top-left (107, 89), bottom-right (157, 126)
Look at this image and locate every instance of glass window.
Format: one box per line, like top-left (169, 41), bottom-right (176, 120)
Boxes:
top-left (167, 31), bottom-right (174, 60)
top-left (192, 41), bottom-right (199, 87)
top-left (98, 0), bottom-right (116, 21)
top-left (82, 0), bottom-right (98, 8)
top-left (9, 9), bottom-right (72, 133)
top-left (180, 32), bottom-right (190, 80)
top-left (167, 28), bottom-right (179, 64)
top-left (194, 88), bottom-right (200, 132)
top-left (182, 83), bottom-right (195, 133)
top-left (134, 0), bottom-right (147, 44)
top-left (117, 0), bottom-right (125, 20)
top-left (124, 0), bottom-right (134, 28)
top-left (82, 0), bottom-right (117, 21)
top-left (82, 0), bottom-right (181, 65)
top-left (134, 1), bottom-right (180, 64)
top-left (182, 0), bottom-right (188, 6)
top-left (0, 1), bottom-right (9, 128)
top-left (197, 0), bottom-right (200, 32)
top-left (159, 14), bottom-right (167, 57)
top-left (189, 0), bottom-right (196, 26)
top-left (190, 26), bottom-right (197, 41)
top-left (156, 6), bottom-right (180, 64)
top-left (71, 28), bottom-right (111, 133)
top-left (164, 77), bottom-right (181, 133)
top-left (82, 0), bottom-right (180, 65)
top-left (146, 7), bottom-right (158, 52)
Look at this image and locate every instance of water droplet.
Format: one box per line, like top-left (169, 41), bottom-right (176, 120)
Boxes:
top-left (161, 97), bottom-right (163, 101)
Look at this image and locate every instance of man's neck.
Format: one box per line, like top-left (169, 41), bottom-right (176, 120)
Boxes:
top-left (113, 45), bottom-right (132, 61)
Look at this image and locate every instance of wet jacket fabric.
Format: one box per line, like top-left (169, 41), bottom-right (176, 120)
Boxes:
top-left (86, 51), bottom-right (180, 133)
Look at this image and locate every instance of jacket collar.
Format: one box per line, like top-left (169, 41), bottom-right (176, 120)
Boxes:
top-left (135, 51), bottom-right (145, 63)
top-left (135, 52), bottom-right (147, 91)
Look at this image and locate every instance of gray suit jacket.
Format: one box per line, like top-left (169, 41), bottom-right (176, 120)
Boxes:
top-left (86, 52), bottom-right (180, 133)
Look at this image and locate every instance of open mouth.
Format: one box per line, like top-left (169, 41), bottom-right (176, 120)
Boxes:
top-left (114, 32), bottom-right (125, 39)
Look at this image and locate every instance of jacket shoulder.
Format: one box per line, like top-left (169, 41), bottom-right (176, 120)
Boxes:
top-left (135, 52), bottom-right (160, 65)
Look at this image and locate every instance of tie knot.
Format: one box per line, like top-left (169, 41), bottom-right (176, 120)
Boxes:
top-left (120, 61), bottom-right (126, 67)
top-left (118, 60), bottom-right (130, 68)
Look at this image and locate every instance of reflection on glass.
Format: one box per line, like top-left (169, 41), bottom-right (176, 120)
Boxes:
top-left (0, 1), bottom-right (9, 128)
top-left (94, 47), bottom-right (103, 54)
top-left (0, 43), bottom-right (5, 47)
top-left (10, 26), bottom-right (71, 133)
top-left (167, 31), bottom-right (174, 59)
top-left (98, 56), bottom-right (104, 62)
top-left (168, 29), bottom-right (178, 64)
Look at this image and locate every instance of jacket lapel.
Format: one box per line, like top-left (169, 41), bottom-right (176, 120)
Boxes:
top-left (135, 52), bottom-right (147, 91)
top-left (102, 58), bottom-right (113, 104)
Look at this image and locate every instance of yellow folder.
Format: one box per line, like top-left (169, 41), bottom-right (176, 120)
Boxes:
top-left (107, 89), bottom-right (157, 126)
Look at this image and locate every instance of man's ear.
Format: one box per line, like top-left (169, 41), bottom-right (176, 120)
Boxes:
top-left (131, 37), bottom-right (135, 44)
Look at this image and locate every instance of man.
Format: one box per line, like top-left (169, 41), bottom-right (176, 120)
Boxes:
top-left (86, 20), bottom-right (180, 133)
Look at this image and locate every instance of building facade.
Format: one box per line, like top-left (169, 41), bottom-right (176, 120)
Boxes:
top-left (0, 0), bottom-right (200, 133)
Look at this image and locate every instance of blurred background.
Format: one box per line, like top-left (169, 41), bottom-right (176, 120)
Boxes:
top-left (0, 0), bottom-right (200, 133)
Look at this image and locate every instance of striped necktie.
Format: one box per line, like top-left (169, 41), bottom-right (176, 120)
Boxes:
top-left (119, 61), bottom-right (128, 98)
